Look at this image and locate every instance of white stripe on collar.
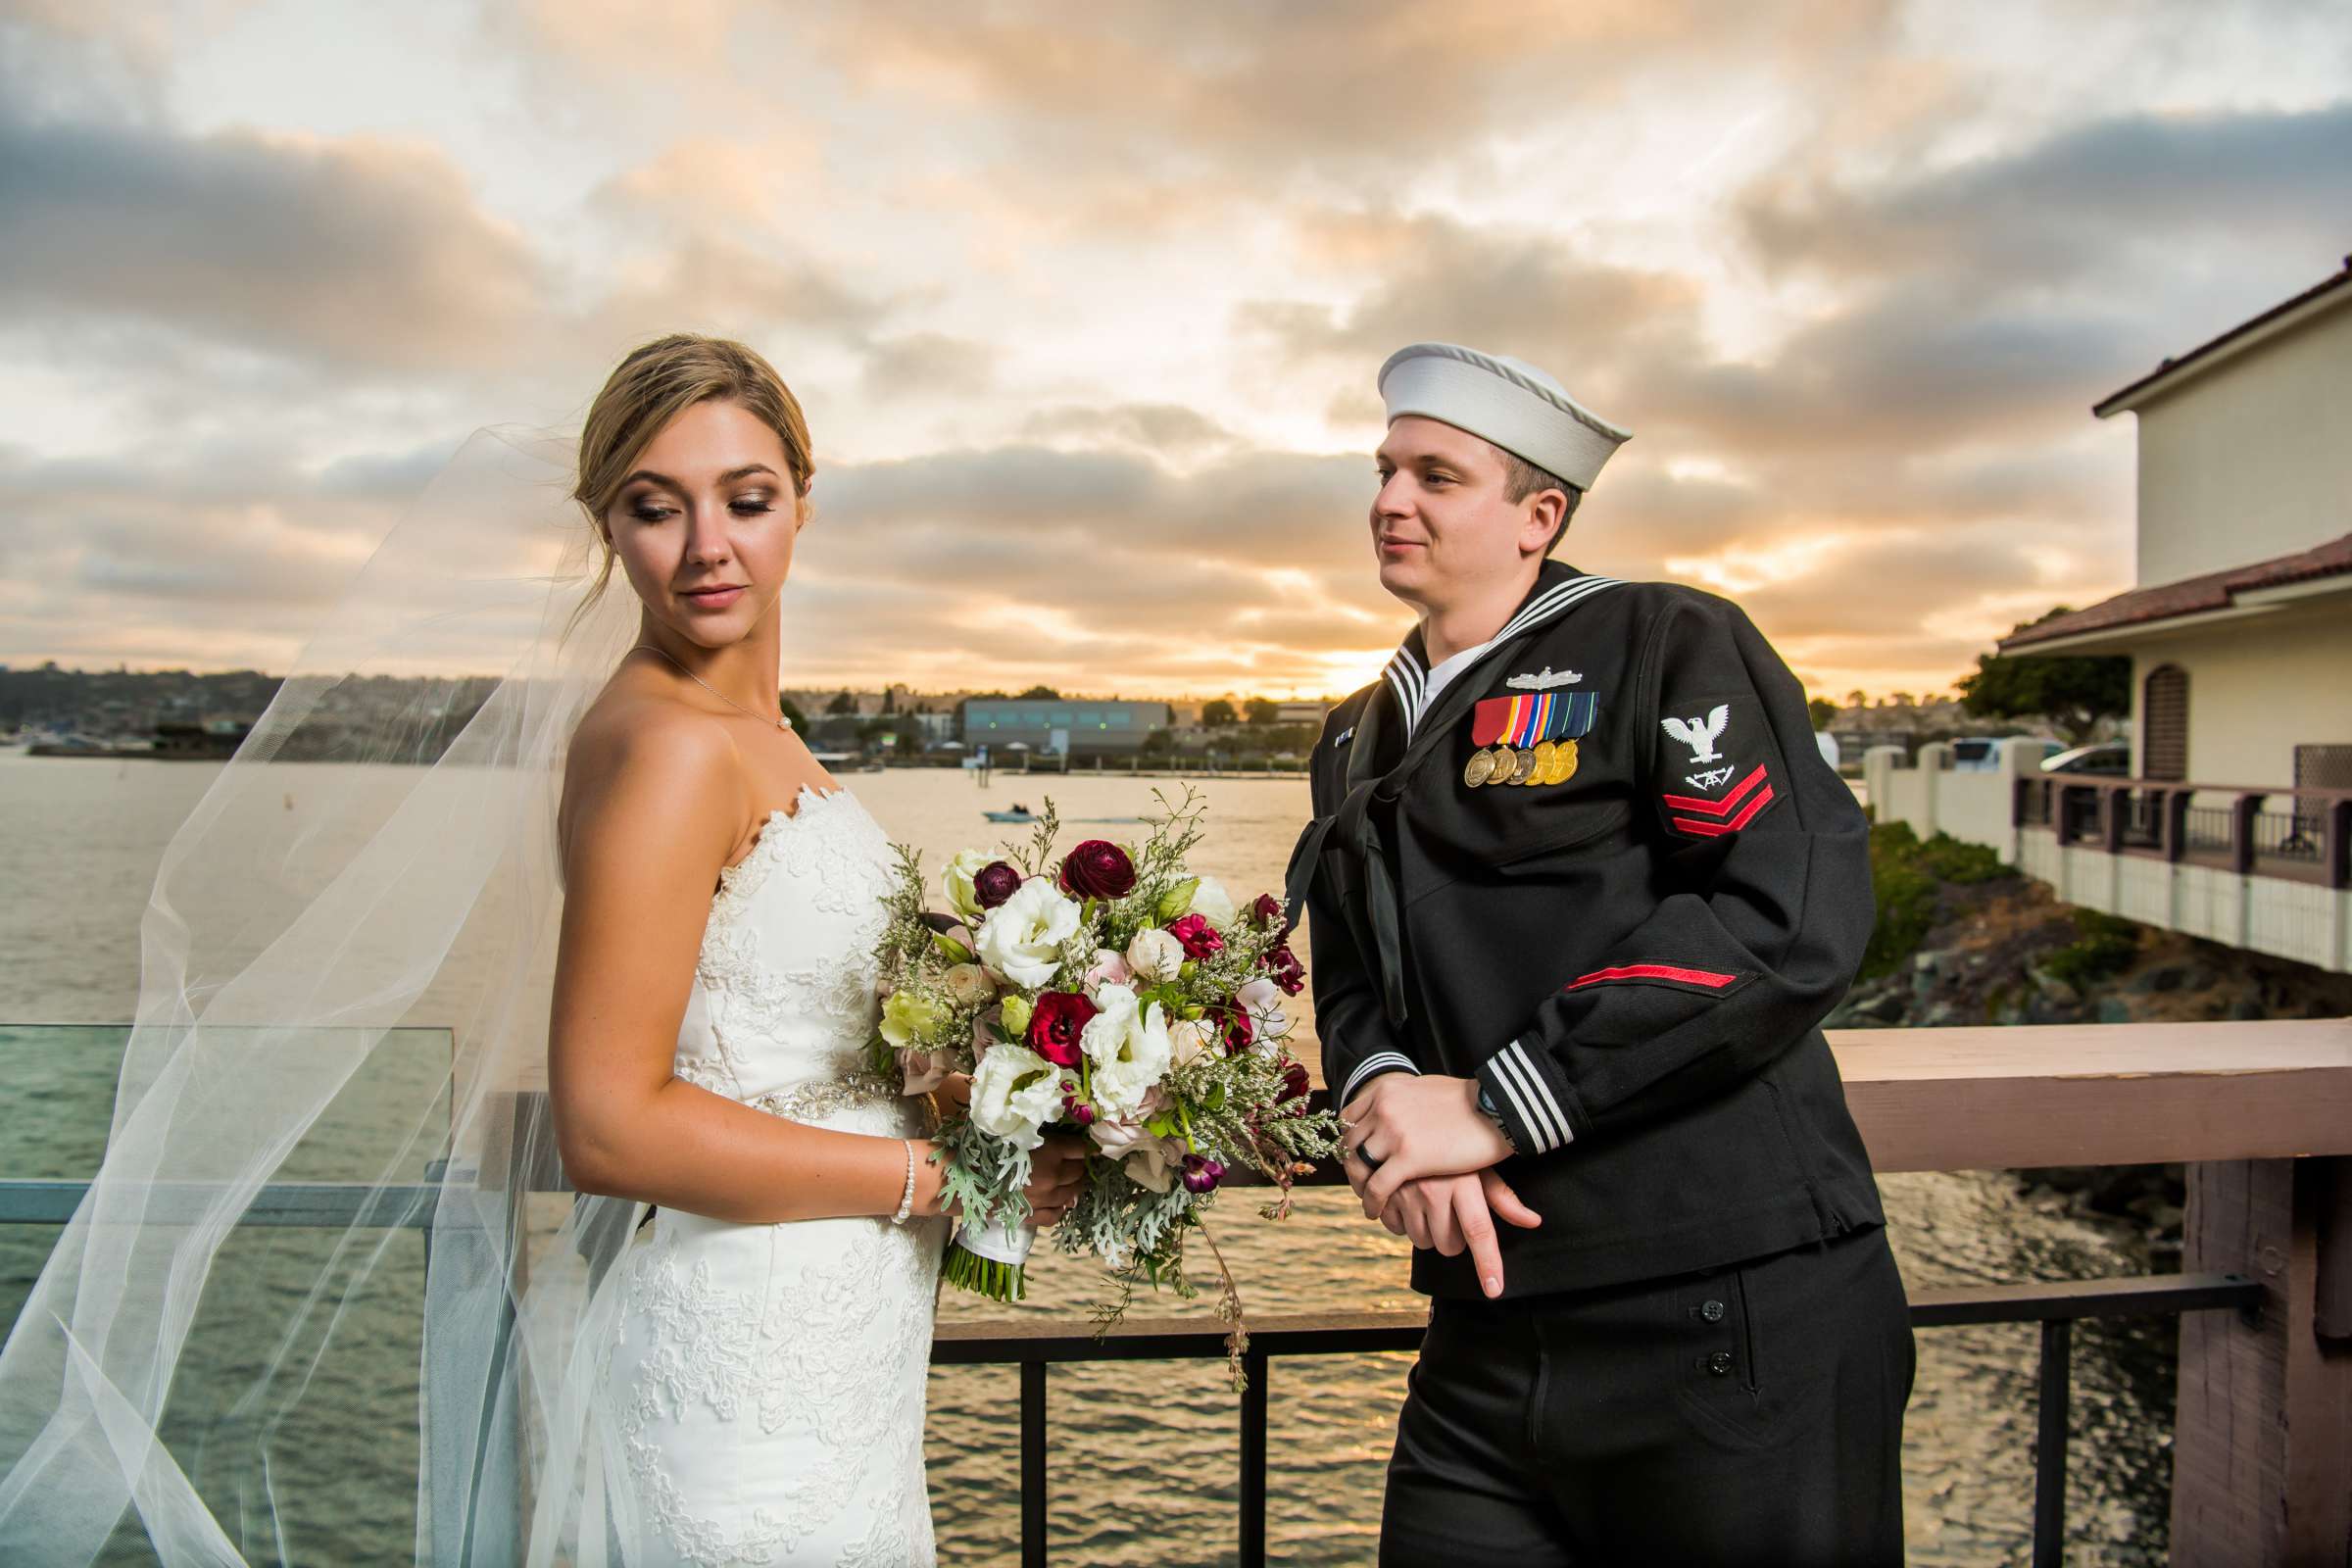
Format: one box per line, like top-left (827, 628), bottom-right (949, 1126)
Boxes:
top-left (1389, 576), bottom-right (1622, 736)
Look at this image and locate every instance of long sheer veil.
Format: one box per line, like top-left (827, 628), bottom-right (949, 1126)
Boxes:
top-left (0, 427), bottom-right (653, 1563)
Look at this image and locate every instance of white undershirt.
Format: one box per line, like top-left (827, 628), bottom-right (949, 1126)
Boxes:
top-left (1413, 637), bottom-right (1498, 724)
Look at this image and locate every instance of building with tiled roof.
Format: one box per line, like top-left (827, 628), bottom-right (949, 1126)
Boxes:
top-left (2001, 259), bottom-right (2352, 794)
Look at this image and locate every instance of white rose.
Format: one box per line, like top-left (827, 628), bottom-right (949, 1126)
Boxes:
top-left (942, 962), bottom-right (995, 1008)
top-left (1168, 1016), bottom-right (1219, 1068)
top-left (966, 1043), bottom-right (1064, 1152)
top-left (1080, 983), bottom-right (1174, 1118)
top-left (1189, 876), bottom-right (1239, 929)
top-left (942, 848), bottom-right (995, 921)
top-left (974, 878), bottom-right (1080, 989)
top-left (1124, 926), bottom-right (1187, 984)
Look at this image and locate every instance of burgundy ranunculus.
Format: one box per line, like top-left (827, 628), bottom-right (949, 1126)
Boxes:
top-left (1165, 913), bottom-right (1224, 960)
top-left (1026, 990), bottom-right (1099, 1068)
top-left (1216, 1004), bottom-right (1254, 1054)
top-left (1181, 1152), bottom-right (1226, 1194)
top-left (1258, 941), bottom-right (1305, 997)
top-left (972, 860), bottom-right (1024, 910)
top-left (1250, 892), bottom-right (1284, 927)
top-left (1057, 839), bottom-right (1137, 900)
top-left (1277, 1059), bottom-right (1311, 1111)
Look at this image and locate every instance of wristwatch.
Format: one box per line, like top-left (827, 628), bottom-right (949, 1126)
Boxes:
top-left (1475, 1081), bottom-right (1521, 1154)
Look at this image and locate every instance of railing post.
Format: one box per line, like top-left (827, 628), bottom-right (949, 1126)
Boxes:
top-left (2230, 794), bottom-right (2263, 874)
top-left (1240, 1348), bottom-right (1269, 1568)
top-left (2172, 1154), bottom-right (2352, 1565)
top-left (2328, 799), bottom-right (2352, 890)
top-left (1021, 1359), bottom-right (1049, 1567)
top-left (2163, 788), bottom-right (2189, 862)
top-left (2101, 782), bottom-right (2126, 854)
top-left (2033, 1318), bottom-right (2072, 1568)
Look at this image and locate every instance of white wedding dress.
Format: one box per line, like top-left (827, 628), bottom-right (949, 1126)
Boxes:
top-left (599, 786), bottom-right (947, 1567)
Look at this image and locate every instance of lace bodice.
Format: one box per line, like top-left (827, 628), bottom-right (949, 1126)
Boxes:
top-left (603, 784), bottom-right (944, 1567)
top-left (673, 785), bottom-right (899, 1116)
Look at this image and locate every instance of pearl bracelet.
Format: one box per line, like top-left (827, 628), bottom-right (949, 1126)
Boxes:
top-left (891, 1139), bottom-right (918, 1225)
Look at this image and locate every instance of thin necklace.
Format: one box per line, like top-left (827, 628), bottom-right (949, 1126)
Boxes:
top-left (631, 643), bottom-right (792, 730)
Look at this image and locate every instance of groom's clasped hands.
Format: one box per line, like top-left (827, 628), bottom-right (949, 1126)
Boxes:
top-left (1341, 1074), bottom-right (1541, 1298)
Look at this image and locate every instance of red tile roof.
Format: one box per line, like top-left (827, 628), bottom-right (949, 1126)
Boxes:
top-left (2000, 530), bottom-right (2352, 652)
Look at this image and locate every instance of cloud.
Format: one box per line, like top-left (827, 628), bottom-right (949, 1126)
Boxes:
top-left (861, 332), bottom-right (998, 398)
top-left (0, 102), bottom-right (544, 374)
top-left (1740, 101), bottom-right (2352, 294)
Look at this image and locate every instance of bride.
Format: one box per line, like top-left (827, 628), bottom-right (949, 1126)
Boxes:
top-left (553, 334), bottom-right (1085, 1564)
top-left (0, 334), bottom-right (1083, 1566)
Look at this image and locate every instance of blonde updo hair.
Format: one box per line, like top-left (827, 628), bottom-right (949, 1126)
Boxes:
top-left (567, 333), bottom-right (814, 634)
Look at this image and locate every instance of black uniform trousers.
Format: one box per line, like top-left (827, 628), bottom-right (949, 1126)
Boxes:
top-left (1380, 1224), bottom-right (1914, 1567)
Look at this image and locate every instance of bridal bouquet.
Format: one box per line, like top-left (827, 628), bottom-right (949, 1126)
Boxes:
top-left (870, 791), bottom-right (1342, 1328)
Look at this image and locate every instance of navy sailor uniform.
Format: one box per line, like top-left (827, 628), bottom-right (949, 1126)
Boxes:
top-left (1290, 559), bottom-right (1912, 1564)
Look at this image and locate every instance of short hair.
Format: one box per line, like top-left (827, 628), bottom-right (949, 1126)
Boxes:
top-left (1491, 442), bottom-right (1584, 554)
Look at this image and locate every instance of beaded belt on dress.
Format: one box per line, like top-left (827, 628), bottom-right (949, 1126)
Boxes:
top-left (747, 1070), bottom-right (898, 1123)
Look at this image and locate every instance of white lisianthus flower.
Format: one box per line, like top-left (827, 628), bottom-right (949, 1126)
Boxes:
top-left (1080, 983), bottom-right (1174, 1118)
top-left (1125, 926), bottom-right (1187, 985)
top-left (1189, 876), bottom-right (1239, 929)
top-left (1167, 1016), bottom-right (1219, 1068)
top-left (975, 878), bottom-right (1080, 989)
top-left (942, 962), bottom-right (995, 1008)
top-left (942, 848), bottom-right (996, 921)
top-left (966, 1043), bottom-right (1063, 1152)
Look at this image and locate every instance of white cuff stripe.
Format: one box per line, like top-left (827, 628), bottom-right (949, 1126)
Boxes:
top-left (1484, 1049), bottom-right (1559, 1155)
top-left (1492, 1043), bottom-right (1570, 1152)
top-left (1503, 1042), bottom-right (1575, 1150)
top-left (1507, 1042), bottom-right (1576, 1150)
top-left (1341, 1053), bottom-right (1419, 1104)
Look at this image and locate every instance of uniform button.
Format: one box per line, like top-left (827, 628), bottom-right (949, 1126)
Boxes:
top-left (1700, 1299), bottom-right (1726, 1323)
top-left (1706, 1350), bottom-right (1735, 1377)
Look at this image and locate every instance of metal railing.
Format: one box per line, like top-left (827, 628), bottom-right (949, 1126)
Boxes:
top-left (0, 1148), bottom-right (2264, 1568)
top-left (934, 1270), bottom-right (2264, 1568)
top-left (2016, 773), bottom-right (2352, 887)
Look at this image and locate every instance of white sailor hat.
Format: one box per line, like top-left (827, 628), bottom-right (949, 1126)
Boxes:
top-left (1377, 342), bottom-right (1631, 491)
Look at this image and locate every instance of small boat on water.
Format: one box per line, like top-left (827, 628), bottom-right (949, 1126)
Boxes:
top-left (982, 808), bottom-right (1037, 824)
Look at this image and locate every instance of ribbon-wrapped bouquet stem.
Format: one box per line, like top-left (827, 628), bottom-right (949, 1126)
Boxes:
top-left (870, 791), bottom-right (1343, 1342)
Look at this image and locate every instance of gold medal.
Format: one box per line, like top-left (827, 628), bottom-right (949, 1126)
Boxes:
top-left (1487, 744), bottom-right (1517, 783)
top-left (1462, 748), bottom-right (1495, 788)
top-left (1544, 739), bottom-right (1579, 785)
top-left (1525, 741), bottom-right (1556, 786)
top-left (1508, 747), bottom-right (1540, 784)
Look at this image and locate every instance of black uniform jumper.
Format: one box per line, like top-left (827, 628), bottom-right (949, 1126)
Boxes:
top-left (1290, 561), bottom-right (1914, 1565)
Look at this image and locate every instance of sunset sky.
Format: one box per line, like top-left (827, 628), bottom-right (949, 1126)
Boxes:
top-left (2, 0), bottom-right (2347, 700)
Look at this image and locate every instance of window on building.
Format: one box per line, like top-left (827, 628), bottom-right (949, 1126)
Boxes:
top-left (2143, 664), bottom-right (2187, 781)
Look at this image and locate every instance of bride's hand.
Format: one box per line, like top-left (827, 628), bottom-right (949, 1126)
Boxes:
top-left (1020, 1133), bottom-right (1088, 1228)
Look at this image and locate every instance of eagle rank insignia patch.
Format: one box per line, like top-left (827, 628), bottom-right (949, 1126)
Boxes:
top-left (1465, 691), bottom-right (1596, 790)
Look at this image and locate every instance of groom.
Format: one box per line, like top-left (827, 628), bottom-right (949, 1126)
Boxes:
top-left (1289, 343), bottom-right (1912, 1564)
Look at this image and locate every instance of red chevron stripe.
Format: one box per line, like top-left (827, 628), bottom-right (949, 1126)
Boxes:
top-left (1659, 763), bottom-right (1767, 815)
top-left (1670, 784), bottom-right (1776, 837)
top-left (1567, 963), bottom-right (1740, 991)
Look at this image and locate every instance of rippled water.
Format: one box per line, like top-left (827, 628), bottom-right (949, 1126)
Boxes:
top-left (0, 755), bottom-right (2173, 1564)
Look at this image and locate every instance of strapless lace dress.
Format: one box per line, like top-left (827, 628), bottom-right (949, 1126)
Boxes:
top-left (599, 787), bottom-right (946, 1566)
